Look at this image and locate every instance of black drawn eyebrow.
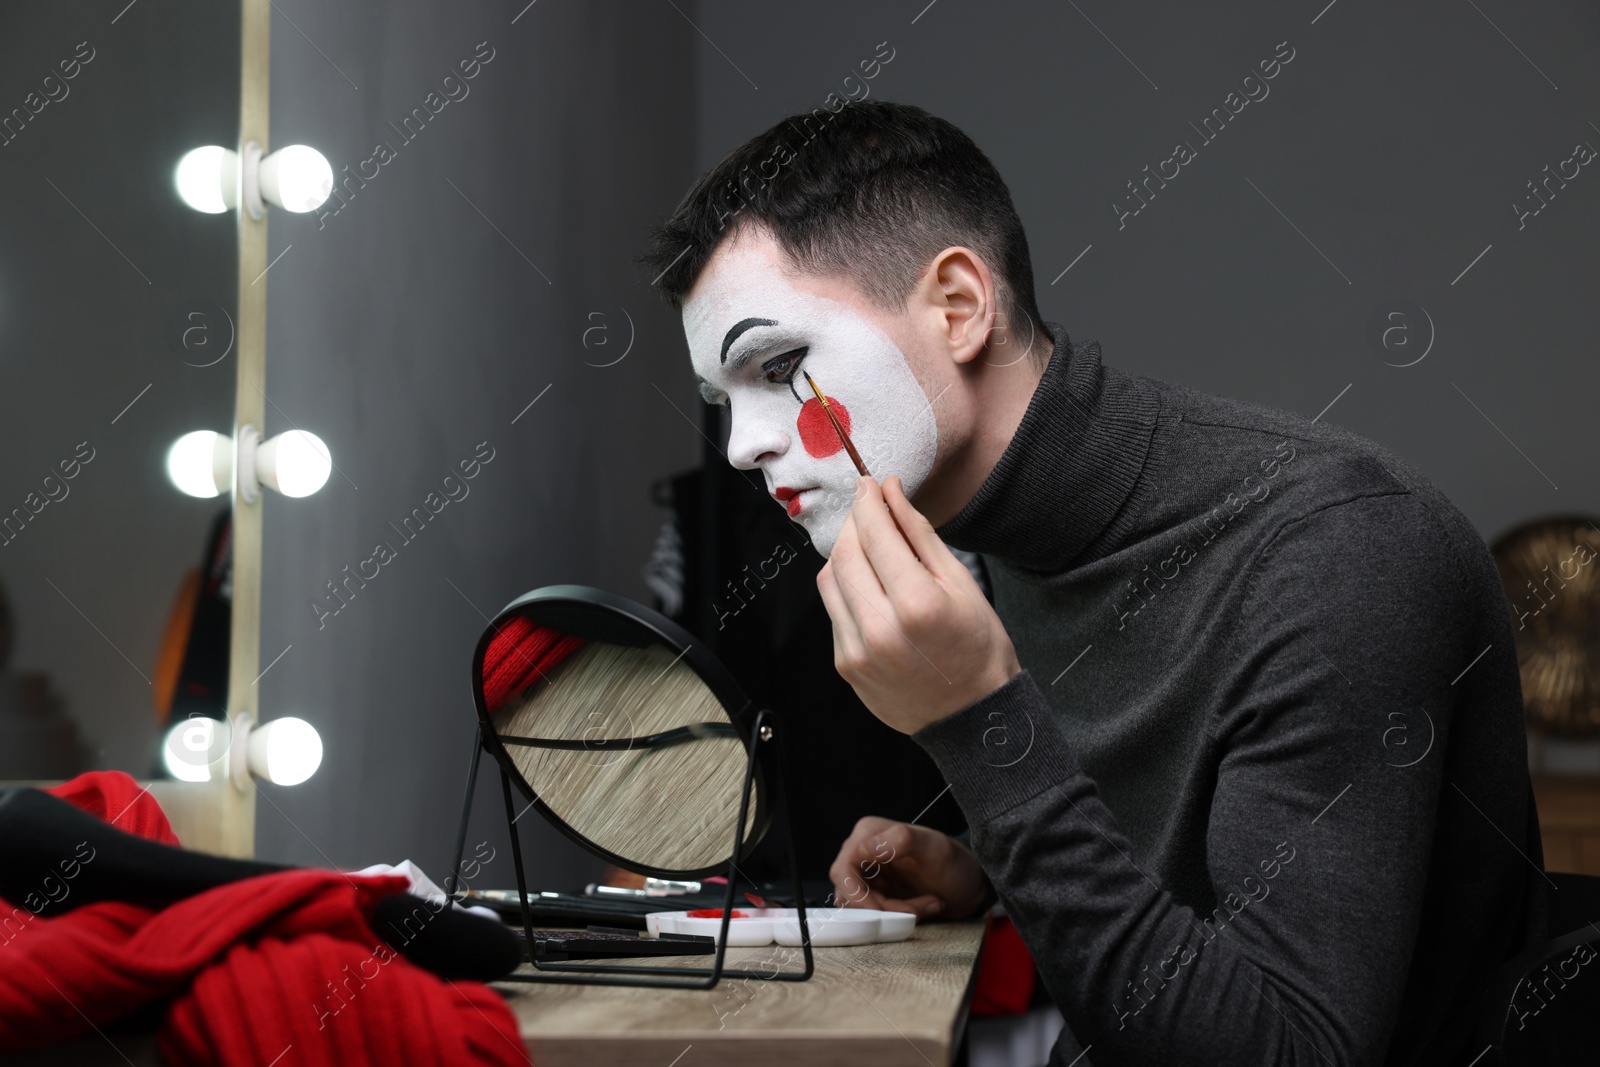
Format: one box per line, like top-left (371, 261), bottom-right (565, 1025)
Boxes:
top-left (720, 317), bottom-right (778, 364)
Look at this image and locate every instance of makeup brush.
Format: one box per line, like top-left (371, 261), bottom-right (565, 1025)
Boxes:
top-left (802, 370), bottom-right (872, 479)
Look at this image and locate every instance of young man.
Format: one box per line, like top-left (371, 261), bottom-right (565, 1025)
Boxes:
top-left (641, 101), bottom-right (1545, 1065)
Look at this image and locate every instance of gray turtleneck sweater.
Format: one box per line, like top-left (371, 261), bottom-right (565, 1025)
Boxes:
top-left (918, 324), bottom-right (1546, 1066)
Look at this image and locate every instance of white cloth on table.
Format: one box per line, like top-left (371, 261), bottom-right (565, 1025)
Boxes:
top-left (352, 858), bottom-right (500, 921)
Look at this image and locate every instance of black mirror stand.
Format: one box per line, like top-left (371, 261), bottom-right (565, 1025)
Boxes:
top-left (446, 707), bottom-right (815, 989)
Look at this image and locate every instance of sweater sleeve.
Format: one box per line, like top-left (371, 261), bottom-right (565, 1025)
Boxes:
top-left (913, 493), bottom-right (1483, 1066)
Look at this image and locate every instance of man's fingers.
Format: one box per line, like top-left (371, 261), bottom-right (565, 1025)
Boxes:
top-left (847, 885), bottom-right (888, 909)
top-left (838, 821), bottom-right (897, 871)
top-left (830, 820), bottom-right (917, 896)
top-left (840, 891), bottom-right (940, 919)
top-left (881, 476), bottom-right (968, 583)
top-left (834, 878), bottom-right (891, 909)
top-left (888, 894), bottom-right (942, 919)
top-left (816, 562), bottom-right (865, 665)
top-left (849, 477), bottom-right (934, 601)
top-left (829, 515), bottom-right (899, 642)
top-left (828, 818), bottom-right (893, 895)
top-left (830, 858), bottom-right (874, 898)
top-left (827, 820), bottom-right (949, 919)
top-left (855, 822), bottom-right (913, 866)
top-left (830, 508), bottom-right (885, 598)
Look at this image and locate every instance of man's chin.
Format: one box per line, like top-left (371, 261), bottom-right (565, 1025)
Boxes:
top-left (800, 512), bottom-right (844, 559)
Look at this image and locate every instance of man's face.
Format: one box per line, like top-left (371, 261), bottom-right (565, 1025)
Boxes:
top-left (683, 230), bottom-right (938, 557)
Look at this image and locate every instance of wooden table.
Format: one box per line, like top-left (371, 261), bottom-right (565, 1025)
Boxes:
top-left (499, 921), bottom-right (987, 1067)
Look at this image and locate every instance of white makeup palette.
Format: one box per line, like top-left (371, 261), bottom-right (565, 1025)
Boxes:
top-left (645, 907), bottom-right (917, 947)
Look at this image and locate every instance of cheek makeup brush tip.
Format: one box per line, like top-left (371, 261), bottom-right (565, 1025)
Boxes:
top-left (802, 369), bottom-right (872, 479)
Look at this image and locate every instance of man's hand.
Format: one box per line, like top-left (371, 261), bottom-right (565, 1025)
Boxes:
top-left (828, 816), bottom-right (988, 920)
top-left (816, 475), bottom-right (1021, 734)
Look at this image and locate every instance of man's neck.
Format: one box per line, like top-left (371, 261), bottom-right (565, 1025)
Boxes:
top-left (913, 332), bottom-right (1050, 527)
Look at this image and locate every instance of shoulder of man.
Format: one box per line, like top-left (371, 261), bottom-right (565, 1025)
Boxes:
top-left (1140, 375), bottom-right (1487, 575)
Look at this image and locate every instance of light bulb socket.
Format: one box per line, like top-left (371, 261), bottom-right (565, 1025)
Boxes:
top-left (232, 424), bottom-right (333, 501)
top-left (236, 424), bottom-right (262, 503)
top-left (241, 141), bottom-right (266, 220)
top-left (229, 714), bottom-right (253, 791)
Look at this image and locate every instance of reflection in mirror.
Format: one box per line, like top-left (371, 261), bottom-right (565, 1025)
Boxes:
top-left (0, 2), bottom-right (240, 777)
top-left (481, 616), bottom-right (758, 876)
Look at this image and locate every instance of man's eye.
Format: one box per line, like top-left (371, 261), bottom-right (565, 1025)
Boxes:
top-left (761, 347), bottom-right (808, 385)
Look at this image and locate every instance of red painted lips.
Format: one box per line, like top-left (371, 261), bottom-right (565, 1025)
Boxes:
top-left (772, 486), bottom-right (810, 518)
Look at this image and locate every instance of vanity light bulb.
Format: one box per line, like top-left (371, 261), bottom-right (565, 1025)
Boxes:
top-left (248, 717), bottom-right (323, 786)
top-left (256, 429), bottom-right (332, 497)
top-left (174, 146), bottom-right (236, 214)
top-left (161, 716), bottom-right (229, 782)
top-left (258, 145), bottom-right (333, 213)
top-left (166, 430), bottom-right (232, 498)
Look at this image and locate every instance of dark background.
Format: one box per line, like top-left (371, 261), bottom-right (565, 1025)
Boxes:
top-left (254, 0), bottom-right (1600, 893)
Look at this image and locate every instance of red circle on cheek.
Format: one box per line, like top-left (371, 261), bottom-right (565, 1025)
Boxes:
top-left (796, 397), bottom-right (851, 459)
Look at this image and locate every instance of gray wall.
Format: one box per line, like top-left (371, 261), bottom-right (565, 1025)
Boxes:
top-left (258, 0), bottom-right (699, 885)
top-left (690, 0), bottom-right (1600, 539)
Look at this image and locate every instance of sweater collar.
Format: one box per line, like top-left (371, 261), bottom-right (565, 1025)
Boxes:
top-left (936, 323), bottom-right (1160, 572)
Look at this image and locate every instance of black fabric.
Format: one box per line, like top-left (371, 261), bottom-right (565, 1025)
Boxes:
top-left (1472, 916), bottom-right (1600, 1065)
top-left (918, 324), bottom-right (1547, 1066)
top-left (369, 893), bottom-right (523, 981)
top-left (659, 455), bottom-right (965, 883)
top-left (0, 786), bottom-right (521, 982)
top-left (0, 786), bottom-right (285, 917)
top-left (1545, 871), bottom-right (1600, 940)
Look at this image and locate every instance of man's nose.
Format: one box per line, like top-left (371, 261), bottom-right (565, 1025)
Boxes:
top-left (725, 409), bottom-right (788, 470)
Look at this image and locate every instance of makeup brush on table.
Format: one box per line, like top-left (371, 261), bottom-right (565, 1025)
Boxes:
top-left (802, 370), bottom-right (873, 478)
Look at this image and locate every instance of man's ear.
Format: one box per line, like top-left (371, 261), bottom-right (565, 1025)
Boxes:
top-left (916, 246), bottom-right (998, 367)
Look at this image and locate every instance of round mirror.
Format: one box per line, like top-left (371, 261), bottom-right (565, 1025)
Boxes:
top-left (471, 585), bottom-right (768, 879)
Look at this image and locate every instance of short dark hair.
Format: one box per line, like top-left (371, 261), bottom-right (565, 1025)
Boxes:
top-left (639, 100), bottom-right (1047, 354)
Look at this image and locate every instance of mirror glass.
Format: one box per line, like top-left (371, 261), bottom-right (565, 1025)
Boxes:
top-left (0, 2), bottom-right (240, 778)
top-left (478, 608), bottom-right (761, 876)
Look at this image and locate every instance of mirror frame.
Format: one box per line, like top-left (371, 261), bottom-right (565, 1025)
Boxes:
top-left (194, 0), bottom-right (268, 859)
top-left (470, 584), bottom-right (774, 881)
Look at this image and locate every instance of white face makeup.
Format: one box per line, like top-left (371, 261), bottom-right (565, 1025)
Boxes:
top-left (684, 234), bottom-right (938, 557)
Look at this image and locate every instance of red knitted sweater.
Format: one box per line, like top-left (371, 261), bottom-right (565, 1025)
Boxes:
top-left (0, 771), bottom-right (528, 1066)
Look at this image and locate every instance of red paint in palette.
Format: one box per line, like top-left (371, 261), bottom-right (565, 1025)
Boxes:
top-left (797, 396), bottom-right (852, 458)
